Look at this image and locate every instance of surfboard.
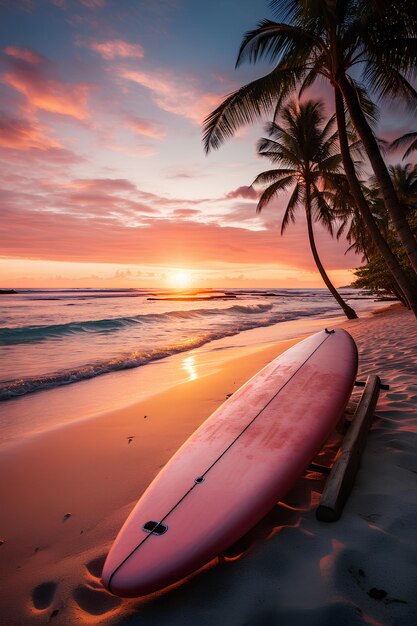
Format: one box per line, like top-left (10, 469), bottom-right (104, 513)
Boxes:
top-left (102, 328), bottom-right (358, 597)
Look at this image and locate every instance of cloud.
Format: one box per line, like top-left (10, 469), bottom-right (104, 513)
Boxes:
top-left (90, 39), bottom-right (144, 60)
top-left (226, 185), bottom-right (258, 200)
top-left (221, 202), bottom-right (263, 227)
top-left (56, 181), bottom-right (158, 218)
top-left (172, 208), bottom-right (201, 218)
top-left (119, 67), bottom-right (221, 124)
top-left (68, 178), bottom-right (138, 193)
top-left (20, 146), bottom-right (85, 165)
top-left (2, 54), bottom-right (91, 120)
top-left (1, 182), bottom-right (359, 272)
top-left (0, 130), bottom-right (85, 172)
top-left (0, 113), bottom-right (61, 150)
top-left (125, 115), bottom-right (166, 139)
top-left (4, 46), bottom-right (43, 64)
top-left (167, 171), bottom-right (194, 179)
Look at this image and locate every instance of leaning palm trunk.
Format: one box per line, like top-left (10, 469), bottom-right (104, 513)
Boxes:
top-left (335, 89), bottom-right (417, 315)
top-left (334, 89), bottom-right (417, 318)
top-left (390, 282), bottom-right (409, 308)
top-left (338, 74), bottom-right (417, 276)
top-left (305, 188), bottom-right (357, 320)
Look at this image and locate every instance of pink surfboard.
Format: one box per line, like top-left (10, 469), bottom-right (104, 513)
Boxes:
top-left (102, 328), bottom-right (358, 597)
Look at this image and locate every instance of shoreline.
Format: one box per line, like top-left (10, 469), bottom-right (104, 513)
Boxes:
top-left (1, 304), bottom-right (416, 625)
top-left (0, 299), bottom-right (386, 451)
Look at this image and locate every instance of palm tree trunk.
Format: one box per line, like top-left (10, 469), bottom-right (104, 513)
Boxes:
top-left (305, 189), bottom-right (357, 319)
top-left (389, 282), bottom-right (409, 308)
top-left (338, 73), bottom-right (417, 275)
top-left (334, 87), bottom-right (417, 319)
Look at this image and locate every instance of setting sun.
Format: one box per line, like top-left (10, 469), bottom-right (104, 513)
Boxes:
top-left (169, 270), bottom-right (192, 290)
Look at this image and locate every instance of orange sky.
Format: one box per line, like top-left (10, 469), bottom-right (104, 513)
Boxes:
top-left (3, 1), bottom-right (411, 289)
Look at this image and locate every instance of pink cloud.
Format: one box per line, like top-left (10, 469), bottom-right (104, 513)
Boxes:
top-left (125, 115), bottom-right (166, 139)
top-left (68, 178), bottom-right (138, 193)
top-left (172, 208), bottom-right (201, 218)
top-left (21, 146), bottom-right (85, 165)
top-left (221, 202), bottom-right (263, 226)
top-left (0, 146), bottom-right (84, 192)
top-left (226, 185), bottom-right (258, 200)
top-left (2, 56), bottom-right (91, 120)
top-left (1, 185), bottom-right (359, 272)
top-left (167, 170), bottom-right (196, 179)
top-left (0, 113), bottom-right (61, 150)
top-left (62, 178), bottom-right (210, 210)
top-left (120, 67), bottom-right (221, 124)
top-left (4, 46), bottom-right (43, 64)
top-left (90, 39), bottom-right (144, 60)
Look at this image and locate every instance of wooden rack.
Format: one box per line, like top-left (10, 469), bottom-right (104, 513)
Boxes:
top-left (308, 375), bottom-right (388, 522)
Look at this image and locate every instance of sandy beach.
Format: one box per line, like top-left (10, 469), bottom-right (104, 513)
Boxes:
top-left (2, 0), bottom-right (416, 623)
top-left (0, 304), bottom-right (416, 625)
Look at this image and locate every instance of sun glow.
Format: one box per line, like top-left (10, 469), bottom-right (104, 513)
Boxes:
top-left (169, 270), bottom-right (192, 290)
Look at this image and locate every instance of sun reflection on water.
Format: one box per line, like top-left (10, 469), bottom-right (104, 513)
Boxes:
top-left (182, 355), bottom-right (198, 380)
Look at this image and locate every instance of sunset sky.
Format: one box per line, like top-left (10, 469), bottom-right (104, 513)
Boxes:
top-left (1, 0), bottom-right (414, 289)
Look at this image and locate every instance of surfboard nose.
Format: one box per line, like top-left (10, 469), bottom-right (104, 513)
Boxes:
top-left (102, 558), bottom-right (168, 598)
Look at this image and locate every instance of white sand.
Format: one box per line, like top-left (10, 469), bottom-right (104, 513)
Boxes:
top-left (1, 305), bottom-right (417, 625)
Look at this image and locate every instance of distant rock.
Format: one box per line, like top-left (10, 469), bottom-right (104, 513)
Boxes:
top-left (0, 289), bottom-right (17, 294)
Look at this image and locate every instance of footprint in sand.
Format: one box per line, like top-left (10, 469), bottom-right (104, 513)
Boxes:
top-left (85, 554), bottom-right (107, 579)
top-left (32, 581), bottom-right (57, 610)
top-left (73, 584), bottom-right (121, 616)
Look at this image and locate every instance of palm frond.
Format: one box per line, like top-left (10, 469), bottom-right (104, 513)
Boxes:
top-left (318, 154), bottom-right (343, 172)
top-left (236, 20), bottom-right (325, 68)
top-left (202, 65), bottom-right (304, 153)
top-left (349, 82), bottom-right (380, 128)
top-left (362, 62), bottom-right (417, 107)
top-left (255, 175), bottom-right (296, 213)
top-left (389, 131), bottom-right (417, 159)
top-left (252, 169), bottom-right (296, 186)
top-left (281, 182), bottom-right (301, 234)
top-left (311, 185), bottom-right (334, 236)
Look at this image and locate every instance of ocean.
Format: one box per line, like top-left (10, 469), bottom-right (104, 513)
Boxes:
top-left (0, 287), bottom-right (378, 402)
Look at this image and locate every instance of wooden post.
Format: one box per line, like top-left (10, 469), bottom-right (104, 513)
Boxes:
top-left (316, 374), bottom-right (381, 522)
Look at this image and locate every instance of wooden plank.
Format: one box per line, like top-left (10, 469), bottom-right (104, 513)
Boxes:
top-left (307, 463), bottom-right (331, 475)
top-left (316, 374), bottom-right (381, 522)
top-left (355, 380), bottom-right (389, 391)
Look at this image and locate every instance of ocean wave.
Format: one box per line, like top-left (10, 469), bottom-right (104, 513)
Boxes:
top-left (0, 306), bottom-right (336, 400)
top-left (0, 303), bottom-right (274, 345)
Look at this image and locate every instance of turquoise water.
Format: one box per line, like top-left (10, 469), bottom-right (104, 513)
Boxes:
top-left (0, 287), bottom-right (373, 400)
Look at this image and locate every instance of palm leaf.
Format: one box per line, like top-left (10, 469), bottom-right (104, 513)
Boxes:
top-left (236, 20), bottom-right (325, 68)
top-left (281, 182), bottom-right (301, 234)
top-left (252, 169), bottom-right (296, 186)
top-left (389, 131), bottom-right (417, 159)
top-left (202, 65), bottom-right (304, 153)
top-left (255, 175), bottom-right (296, 213)
top-left (362, 62), bottom-right (417, 106)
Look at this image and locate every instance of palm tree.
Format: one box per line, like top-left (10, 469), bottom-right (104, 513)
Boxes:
top-left (335, 183), bottom-right (411, 306)
top-left (252, 99), bottom-right (357, 319)
top-left (335, 184), bottom-right (386, 263)
top-left (389, 164), bottom-right (417, 215)
top-left (333, 88), bottom-right (417, 315)
top-left (390, 132), bottom-right (417, 160)
top-left (202, 0), bottom-right (417, 316)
